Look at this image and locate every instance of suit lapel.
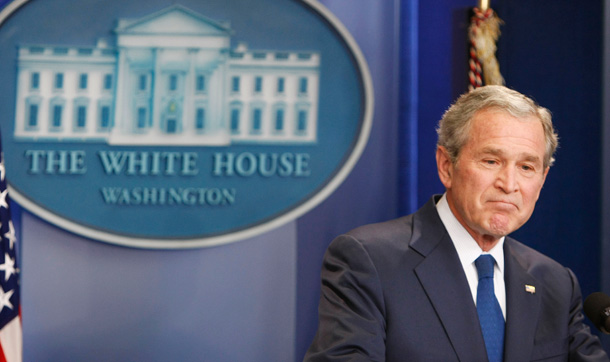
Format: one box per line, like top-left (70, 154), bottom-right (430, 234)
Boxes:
top-left (412, 200), bottom-right (489, 361)
top-left (503, 240), bottom-right (541, 362)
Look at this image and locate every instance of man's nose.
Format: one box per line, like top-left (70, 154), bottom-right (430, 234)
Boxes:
top-left (495, 166), bottom-right (519, 193)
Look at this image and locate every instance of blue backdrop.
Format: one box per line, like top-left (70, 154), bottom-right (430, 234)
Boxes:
top-left (0, 0), bottom-right (608, 360)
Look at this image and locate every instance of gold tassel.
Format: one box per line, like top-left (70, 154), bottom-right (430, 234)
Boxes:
top-left (469, 9), bottom-right (504, 86)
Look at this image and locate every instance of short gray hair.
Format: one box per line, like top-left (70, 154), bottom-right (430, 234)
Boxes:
top-left (436, 85), bottom-right (558, 168)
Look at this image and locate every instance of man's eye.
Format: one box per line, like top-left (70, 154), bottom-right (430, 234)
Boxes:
top-left (521, 165), bottom-right (535, 172)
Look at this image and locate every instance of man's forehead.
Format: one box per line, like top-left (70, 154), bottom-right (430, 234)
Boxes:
top-left (469, 110), bottom-right (545, 141)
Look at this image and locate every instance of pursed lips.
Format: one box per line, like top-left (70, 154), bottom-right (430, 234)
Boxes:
top-left (487, 199), bottom-right (519, 210)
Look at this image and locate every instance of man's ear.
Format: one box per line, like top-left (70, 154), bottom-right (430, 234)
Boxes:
top-left (542, 166), bottom-right (549, 184)
top-left (436, 146), bottom-right (453, 189)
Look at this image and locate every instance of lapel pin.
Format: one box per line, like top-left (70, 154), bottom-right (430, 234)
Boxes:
top-left (525, 285), bottom-right (536, 294)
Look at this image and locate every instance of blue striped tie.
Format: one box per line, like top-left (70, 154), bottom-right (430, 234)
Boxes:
top-left (475, 254), bottom-right (505, 362)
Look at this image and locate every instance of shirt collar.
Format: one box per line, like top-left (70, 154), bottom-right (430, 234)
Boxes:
top-left (436, 193), bottom-right (505, 273)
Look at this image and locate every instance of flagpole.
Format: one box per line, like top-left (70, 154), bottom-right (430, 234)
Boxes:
top-left (478, 0), bottom-right (489, 11)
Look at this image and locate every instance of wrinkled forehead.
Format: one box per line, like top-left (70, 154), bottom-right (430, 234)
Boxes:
top-left (468, 108), bottom-right (544, 136)
top-left (467, 109), bottom-right (546, 148)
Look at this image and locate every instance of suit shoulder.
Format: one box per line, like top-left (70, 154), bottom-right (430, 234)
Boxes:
top-left (506, 237), bottom-right (571, 279)
top-left (322, 215), bottom-right (418, 267)
top-left (344, 215), bottom-right (415, 246)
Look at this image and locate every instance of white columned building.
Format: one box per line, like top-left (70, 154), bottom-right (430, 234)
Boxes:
top-left (13, 5), bottom-right (320, 146)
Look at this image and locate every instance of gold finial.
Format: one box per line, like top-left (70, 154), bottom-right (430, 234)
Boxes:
top-left (478, 0), bottom-right (489, 11)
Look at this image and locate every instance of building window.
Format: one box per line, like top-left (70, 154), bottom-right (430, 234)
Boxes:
top-left (51, 105), bottom-right (63, 129)
top-left (49, 97), bottom-right (66, 130)
top-left (79, 74), bottom-right (88, 90)
top-left (275, 108), bottom-right (284, 131)
top-left (28, 104), bottom-right (39, 128)
top-left (231, 76), bottom-right (240, 93)
top-left (103, 74), bottom-right (113, 90)
top-left (55, 73), bottom-right (64, 90)
top-left (277, 77), bottom-right (285, 94)
top-left (137, 107), bottom-right (147, 129)
top-left (195, 108), bottom-right (205, 130)
top-left (166, 118), bottom-right (177, 133)
top-left (162, 100), bottom-right (181, 134)
top-left (251, 108), bottom-right (262, 133)
top-left (76, 106), bottom-right (87, 129)
top-left (196, 75), bottom-right (206, 93)
top-left (53, 47), bottom-right (68, 55)
top-left (29, 46), bottom-right (44, 54)
top-left (138, 74), bottom-right (148, 91)
top-left (299, 77), bottom-right (308, 94)
top-left (99, 105), bottom-right (111, 130)
top-left (297, 109), bottom-right (307, 133)
top-left (230, 108), bottom-right (240, 133)
top-left (169, 74), bottom-right (178, 91)
top-left (30, 72), bottom-right (40, 90)
top-left (73, 98), bottom-right (89, 131)
top-left (254, 76), bottom-right (263, 93)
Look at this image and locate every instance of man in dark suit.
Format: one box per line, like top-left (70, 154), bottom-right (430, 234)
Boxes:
top-left (305, 86), bottom-right (609, 361)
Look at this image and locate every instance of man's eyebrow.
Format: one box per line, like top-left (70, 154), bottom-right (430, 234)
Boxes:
top-left (479, 147), bottom-right (503, 156)
top-left (522, 154), bottom-right (542, 163)
top-left (479, 147), bottom-right (542, 163)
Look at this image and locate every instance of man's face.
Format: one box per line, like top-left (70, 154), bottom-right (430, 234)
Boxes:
top-left (436, 108), bottom-right (549, 245)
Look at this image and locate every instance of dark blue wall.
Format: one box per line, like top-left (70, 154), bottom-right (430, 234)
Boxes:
top-left (494, 1), bottom-right (603, 304)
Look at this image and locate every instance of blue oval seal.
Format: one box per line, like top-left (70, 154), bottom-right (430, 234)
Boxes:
top-left (0, 0), bottom-right (373, 248)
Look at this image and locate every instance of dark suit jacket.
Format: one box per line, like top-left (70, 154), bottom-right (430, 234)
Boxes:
top-left (305, 196), bottom-right (609, 361)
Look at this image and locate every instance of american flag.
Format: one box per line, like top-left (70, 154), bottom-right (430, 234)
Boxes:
top-left (0, 138), bottom-right (21, 362)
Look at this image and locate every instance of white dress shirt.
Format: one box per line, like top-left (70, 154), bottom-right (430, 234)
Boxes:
top-left (436, 193), bottom-right (506, 319)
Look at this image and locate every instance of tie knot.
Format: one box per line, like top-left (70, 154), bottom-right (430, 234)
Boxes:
top-left (475, 254), bottom-right (495, 279)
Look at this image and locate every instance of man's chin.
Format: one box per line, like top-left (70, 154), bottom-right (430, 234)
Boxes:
top-left (486, 216), bottom-right (518, 238)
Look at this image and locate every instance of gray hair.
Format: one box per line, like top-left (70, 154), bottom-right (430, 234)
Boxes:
top-left (436, 85), bottom-right (558, 168)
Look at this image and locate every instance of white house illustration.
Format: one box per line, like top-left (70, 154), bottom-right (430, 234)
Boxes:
top-left (13, 5), bottom-right (320, 145)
